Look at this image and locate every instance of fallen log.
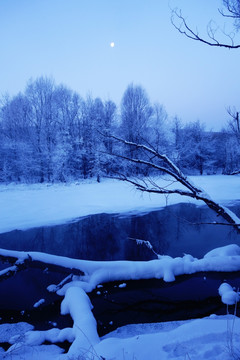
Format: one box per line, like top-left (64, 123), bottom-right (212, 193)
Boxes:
top-left (0, 249), bottom-right (84, 283)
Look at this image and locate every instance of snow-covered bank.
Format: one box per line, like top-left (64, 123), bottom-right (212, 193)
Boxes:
top-left (97, 315), bottom-right (240, 360)
top-left (2, 315), bottom-right (240, 360)
top-left (0, 175), bottom-right (239, 234)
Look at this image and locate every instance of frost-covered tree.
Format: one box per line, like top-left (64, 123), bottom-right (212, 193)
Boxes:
top-left (147, 103), bottom-right (170, 154)
top-left (78, 96), bottom-right (100, 178)
top-left (171, 119), bottom-right (217, 175)
top-left (0, 93), bottom-right (34, 182)
top-left (120, 84), bottom-right (153, 175)
top-left (227, 108), bottom-right (240, 144)
top-left (25, 77), bottom-right (58, 182)
top-left (0, 77), bottom-right (120, 182)
top-left (1, 76), bottom-right (238, 182)
top-left (121, 84), bottom-right (153, 145)
top-left (181, 121), bottom-right (214, 175)
top-left (101, 100), bottom-right (117, 154)
top-left (98, 100), bottom-right (117, 176)
top-left (51, 85), bottom-right (83, 181)
top-left (171, 116), bottom-right (185, 169)
top-left (215, 109), bottom-right (240, 175)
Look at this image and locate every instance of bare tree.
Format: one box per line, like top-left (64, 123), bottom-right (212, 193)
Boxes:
top-left (227, 107), bottom-right (240, 141)
top-left (171, 0), bottom-right (240, 49)
top-left (121, 84), bottom-right (153, 145)
top-left (148, 103), bottom-right (169, 154)
top-left (0, 93), bottom-right (33, 181)
top-left (108, 135), bottom-right (240, 233)
top-left (224, 107), bottom-right (240, 175)
top-left (26, 77), bottom-right (57, 182)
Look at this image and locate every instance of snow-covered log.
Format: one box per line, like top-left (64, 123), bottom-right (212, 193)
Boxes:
top-left (61, 287), bottom-right (100, 357)
top-left (0, 249), bottom-right (84, 282)
top-left (1, 245), bottom-right (240, 292)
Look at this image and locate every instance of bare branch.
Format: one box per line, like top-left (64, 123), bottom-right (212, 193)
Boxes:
top-left (172, 213), bottom-right (240, 228)
top-left (0, 251), bottom-right (85, 282)
top-left (227, 107), bottom-right (240, 133)
top-left (108, 134), bottom-right (201, 194)
top-left (191, 221), bottom-right (240, 227)
top-left (220, 0), bottom-right (240, 22)
top-left (0, 264), bottom-right (26, 282)
top-left (128, 237), bottom-right (161, 259)
top-left (171, 7), bottom-right (240, 49)
top-left (111, 174), bottom-right (196, 198)
top-left (47, 274), bottom-right (74, 293)
top-left (107, 135), bottom-right (240, 234)
top-left (229, 170), bottom-right (240, 175)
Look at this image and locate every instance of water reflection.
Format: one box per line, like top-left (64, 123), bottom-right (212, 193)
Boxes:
top-left (0, 202), bottom-right (239, 261)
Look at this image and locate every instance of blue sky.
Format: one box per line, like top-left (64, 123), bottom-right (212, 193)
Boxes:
top-left (0, 0), bottom-right (239, 130)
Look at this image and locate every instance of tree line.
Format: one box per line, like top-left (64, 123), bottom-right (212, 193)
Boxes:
top-left (0, 76), bottom-right (239, 183)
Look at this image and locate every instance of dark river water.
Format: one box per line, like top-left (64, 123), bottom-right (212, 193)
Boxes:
top-left (0, 202), bottom-right (239, 261)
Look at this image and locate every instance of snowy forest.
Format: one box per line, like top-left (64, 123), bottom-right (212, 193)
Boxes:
top-left (1, 76), bottom-right (240, 184)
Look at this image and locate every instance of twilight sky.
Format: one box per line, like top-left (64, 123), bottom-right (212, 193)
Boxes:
top-left (0, 0), bottom-right (239, 130)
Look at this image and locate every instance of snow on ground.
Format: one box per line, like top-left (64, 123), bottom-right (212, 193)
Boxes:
top-left (0, 175), bottom-right (239, 234)
top-left (0, 322), bottom-right (33, 343)
top-left (2, 315), bottom-right (240, 359)
top-left (97, 315), bottom-right (240, 360)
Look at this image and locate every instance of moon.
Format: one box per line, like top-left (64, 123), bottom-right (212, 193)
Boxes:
top-left (110, 42), bottom-right (115, 48)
